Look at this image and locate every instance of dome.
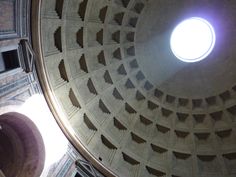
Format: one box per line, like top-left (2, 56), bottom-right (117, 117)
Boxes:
top-left (36, 0), bottom-right (236, 176)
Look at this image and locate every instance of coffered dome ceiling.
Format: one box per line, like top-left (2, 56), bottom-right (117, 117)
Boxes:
top-left (38, 0), bottom-right (236, 176)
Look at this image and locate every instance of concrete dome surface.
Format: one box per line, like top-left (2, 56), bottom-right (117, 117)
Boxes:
top-left (38, 0), bottom-right (236, 177)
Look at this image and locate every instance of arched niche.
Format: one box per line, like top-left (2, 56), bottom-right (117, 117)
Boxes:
top-left (0, 112), bottom-right (45, 177)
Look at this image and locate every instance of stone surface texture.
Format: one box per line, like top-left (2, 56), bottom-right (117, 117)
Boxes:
top-left (40, 0), bottom-right (236, 177)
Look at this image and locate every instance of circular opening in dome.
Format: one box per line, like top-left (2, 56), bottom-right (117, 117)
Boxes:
top-left (170, 17), bottom-right (216, 62)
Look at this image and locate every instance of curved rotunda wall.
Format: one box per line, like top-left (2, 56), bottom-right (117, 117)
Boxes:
top-left (40, 0), bottom-right (236, 177)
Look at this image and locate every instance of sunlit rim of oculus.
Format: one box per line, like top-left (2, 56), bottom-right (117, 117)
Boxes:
top-left (170, 17), bottom-right (216, 63)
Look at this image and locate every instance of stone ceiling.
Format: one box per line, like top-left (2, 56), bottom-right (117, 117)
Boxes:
top-left (39, 0), bottom-right (236, 177)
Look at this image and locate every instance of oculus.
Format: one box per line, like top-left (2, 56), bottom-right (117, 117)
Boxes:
top-left (170, 17), bottom-right (216, 62)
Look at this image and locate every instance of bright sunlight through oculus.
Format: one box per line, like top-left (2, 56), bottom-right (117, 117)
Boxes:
top-left (170, 17), bottom-right (216, 62)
